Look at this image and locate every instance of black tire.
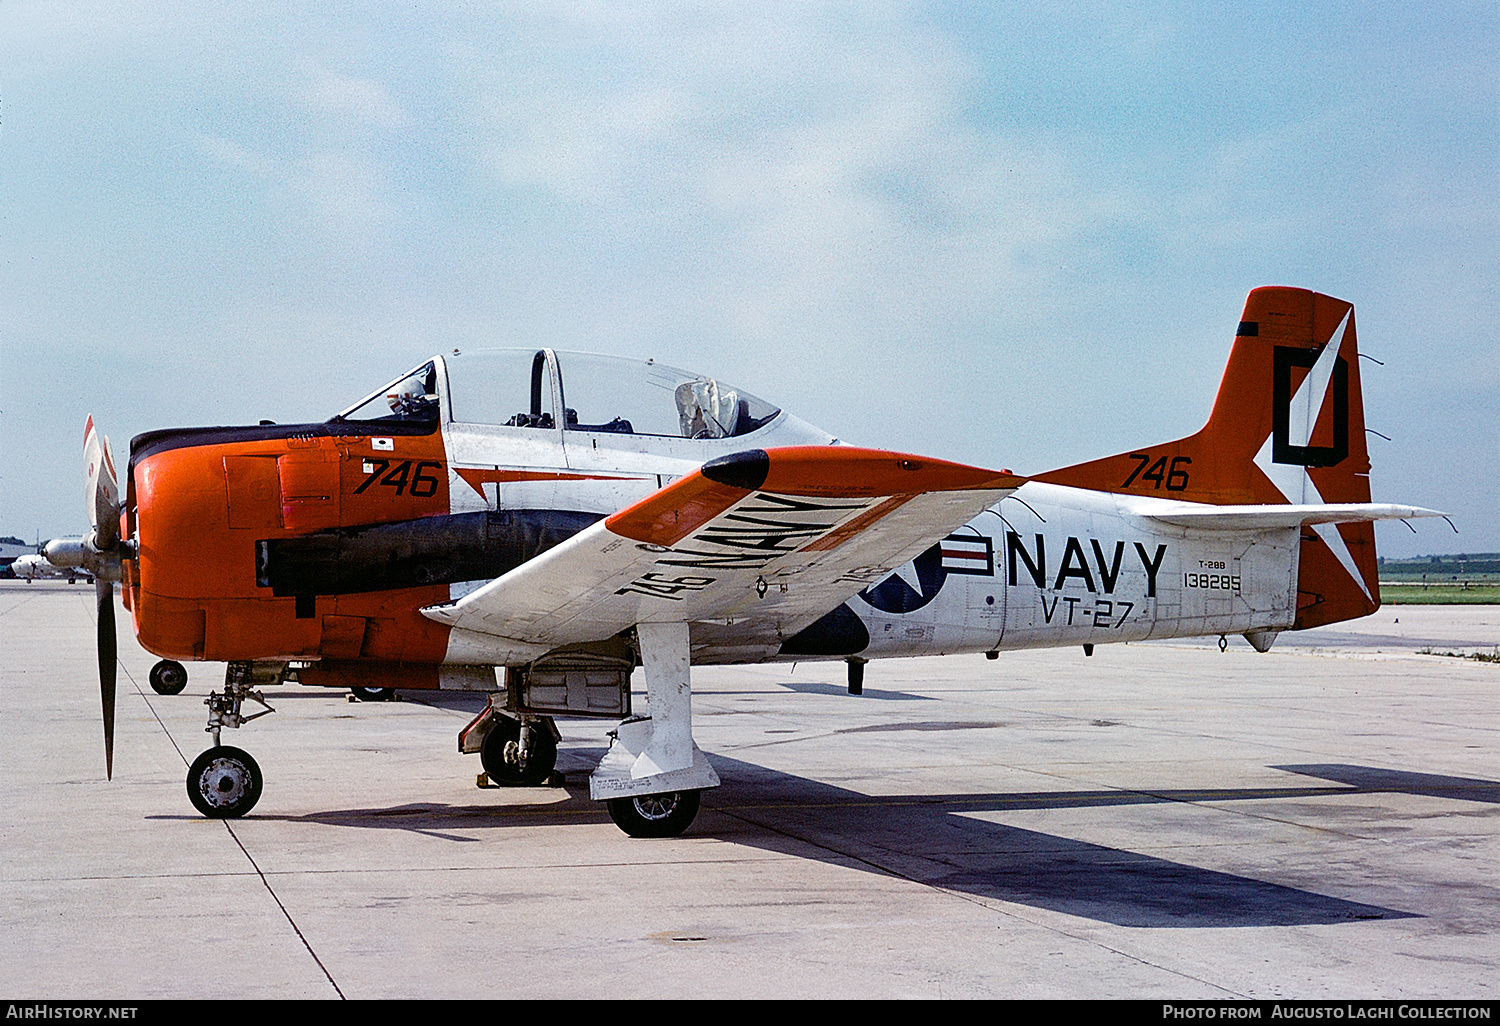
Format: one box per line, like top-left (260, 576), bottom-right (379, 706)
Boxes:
top-left (187, 746), bottom-right (263, 819)
top-left (350, 686), bottom-right (394, 702)
top-left (606, 790), bottom-right (701, 838)
top-left (148, 659), bottom-right (188, 696)
top-left (479, 717), bottom-right (557, 786)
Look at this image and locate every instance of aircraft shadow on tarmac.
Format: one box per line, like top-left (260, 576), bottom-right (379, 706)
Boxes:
top-left (245, 758), bottom-right (1500, 930)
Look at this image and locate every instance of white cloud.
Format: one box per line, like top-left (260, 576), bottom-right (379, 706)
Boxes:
top-left (301, 64), bottom-right (409, 129)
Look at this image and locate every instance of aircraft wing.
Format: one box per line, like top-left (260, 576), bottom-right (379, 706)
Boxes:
top-left (421, 447), bottom-right (1022, 656)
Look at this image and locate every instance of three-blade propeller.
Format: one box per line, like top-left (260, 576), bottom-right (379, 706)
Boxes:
top-left (83, 416), bottom-right (122, 779)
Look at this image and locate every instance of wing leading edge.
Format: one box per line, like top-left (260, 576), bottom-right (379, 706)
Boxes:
top-left (421, 447), bottom-right (1023, 659)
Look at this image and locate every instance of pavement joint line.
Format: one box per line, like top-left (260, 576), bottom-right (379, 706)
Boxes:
top-left (90, 598), bottom-right (348, 997)
top-left (893, 819), bottom-right (1258, 993)
top-left (2, 853), bottom-right (798, 885)
top-left (222, 819), bottom-right (346, 1000)
top-left (926, 882), bottom-right (1251, 998)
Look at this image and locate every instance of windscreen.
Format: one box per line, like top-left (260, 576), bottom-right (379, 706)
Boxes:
top-left (333, 361), bottom-right (440, 427)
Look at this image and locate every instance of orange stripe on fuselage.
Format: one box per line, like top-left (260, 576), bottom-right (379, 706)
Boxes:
top-left (454, 466), bottom-right (641, 499)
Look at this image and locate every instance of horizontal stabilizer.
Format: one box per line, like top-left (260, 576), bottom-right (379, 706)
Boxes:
top-left (1133, 501), bottom-right (1445, 532)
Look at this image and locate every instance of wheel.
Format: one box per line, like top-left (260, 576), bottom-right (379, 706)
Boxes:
top-left (606, 790), bottom-right (701, 838)
top-left (187, 746), bottom-right (263, 818)
top-left (148, 659), bottom-right (188, 695)
top-left (350, 686), bottom-right (394, 702)
top-left (479, 717), bottom-right (557, 786)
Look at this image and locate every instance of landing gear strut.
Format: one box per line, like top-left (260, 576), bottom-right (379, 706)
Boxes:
top-left (589, 623), bottom-right (718, 837)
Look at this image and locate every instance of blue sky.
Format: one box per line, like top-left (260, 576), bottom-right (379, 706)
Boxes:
top-left (2, 1), bottom-right (1494, 556)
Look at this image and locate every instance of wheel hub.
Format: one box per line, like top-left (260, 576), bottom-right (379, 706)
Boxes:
top-left (635, 794), bottom-right (678, 820)
top-left (198, 757), bottom-right (251, 807)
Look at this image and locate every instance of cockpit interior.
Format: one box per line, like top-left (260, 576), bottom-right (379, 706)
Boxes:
top-left (333, 349), bottom-right (781, 440)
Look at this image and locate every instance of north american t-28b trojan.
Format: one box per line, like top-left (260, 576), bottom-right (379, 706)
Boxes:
top-left (52, 287), bottom-right (1442, 836)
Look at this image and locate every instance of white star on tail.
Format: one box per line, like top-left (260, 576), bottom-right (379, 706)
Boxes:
top-left (1251, 311), bottom-right (1371, 601)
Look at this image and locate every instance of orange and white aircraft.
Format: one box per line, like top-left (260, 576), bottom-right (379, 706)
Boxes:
top-left (53, 286), bottom-right (1443, 836)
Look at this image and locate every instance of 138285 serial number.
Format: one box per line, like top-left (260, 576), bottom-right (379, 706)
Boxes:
top-left (1184, 572), bottom-right (1241, 592)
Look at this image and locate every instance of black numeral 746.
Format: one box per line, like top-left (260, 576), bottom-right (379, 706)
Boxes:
top-left (1122, 453), bottom-right (1191, 491)
top-left (353, 459), bottom-right (442, 497)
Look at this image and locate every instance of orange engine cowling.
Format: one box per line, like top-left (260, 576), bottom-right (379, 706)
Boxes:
top-left (125, 424), bottom-right (454, 667)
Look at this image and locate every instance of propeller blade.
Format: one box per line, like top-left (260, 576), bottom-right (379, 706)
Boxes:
top-left (84, 416), bottom-right (120, 550)
top-left (97, 579), bottom-right (117, 779)
top-left (84, 418), bottom-right (122, 779)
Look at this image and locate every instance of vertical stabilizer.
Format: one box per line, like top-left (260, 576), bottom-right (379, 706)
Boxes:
top-left (1034, 287), bottom-right (1377, 628)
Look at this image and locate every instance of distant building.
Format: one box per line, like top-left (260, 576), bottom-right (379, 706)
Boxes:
top-left (0, 536), bottom-right (33, 577)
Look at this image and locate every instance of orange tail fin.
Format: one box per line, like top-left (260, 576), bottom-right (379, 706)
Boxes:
top-left (1035, 286), bottom-right (1377, 628)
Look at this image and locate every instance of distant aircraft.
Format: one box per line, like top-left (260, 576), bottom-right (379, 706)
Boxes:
top-left (51, 287), bottom-right (1442, 835)
top-left (11, 552), bottom-right (90, 583)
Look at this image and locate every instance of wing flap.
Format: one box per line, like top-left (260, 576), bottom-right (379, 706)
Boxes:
top-left (423, 447), bottom-right (1021, 654)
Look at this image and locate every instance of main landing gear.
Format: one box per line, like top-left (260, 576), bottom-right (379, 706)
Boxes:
top-left (349, 686), bottom-right (394, 702)
top-left (478, 713), bottom-right (559, 786)
top-left (606, 790), bottom-right (701, 838)
top-left (464, 623), bottom-right (717, 838)
top-left (586, 623), bottom-right (718, 838)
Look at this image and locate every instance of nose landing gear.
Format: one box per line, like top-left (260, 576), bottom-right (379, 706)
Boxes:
top-left (185, 662), bottom-right (280, 819)
top-left (187, 746), bottom-right (263, 818)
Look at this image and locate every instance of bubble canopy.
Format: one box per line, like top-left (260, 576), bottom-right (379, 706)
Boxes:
top-left (332, 349), bottom-right (782, 440)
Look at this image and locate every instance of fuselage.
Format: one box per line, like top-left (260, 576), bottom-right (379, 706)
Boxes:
top-left (123, 348), bottom-right (1306, 683)
top-left (10, 553), bottom-right (85, 582)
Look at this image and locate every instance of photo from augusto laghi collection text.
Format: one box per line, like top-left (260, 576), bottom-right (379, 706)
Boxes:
top-left (1161, 1005), bottom-right (1493, 1020)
